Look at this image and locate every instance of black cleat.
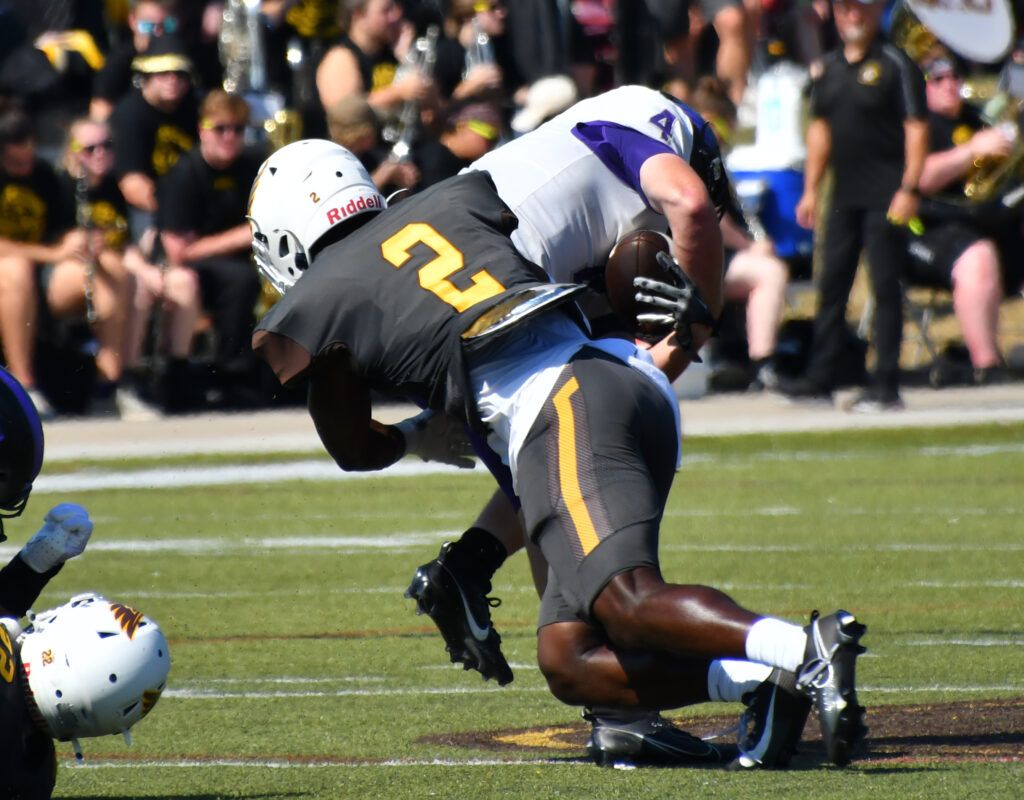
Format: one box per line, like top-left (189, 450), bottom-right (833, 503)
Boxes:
top-left (584, 709), bottom-right (724, 768)
top-left (405, 542), bottom-right (513, 686)
top-left (796, 609), bottom-right (868, 766)
top-left (730, 668), bottom-right (811, 770)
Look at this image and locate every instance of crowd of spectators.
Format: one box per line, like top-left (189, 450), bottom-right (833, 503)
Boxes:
top-left (0, 0), bottom-right (1021, 419)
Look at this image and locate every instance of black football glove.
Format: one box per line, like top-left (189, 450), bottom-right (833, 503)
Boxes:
top-left (633, 251), bottom-right (718, 363)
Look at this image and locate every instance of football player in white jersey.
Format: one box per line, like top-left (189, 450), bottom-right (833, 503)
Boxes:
top-left (405, 85), bottom-right (831, 769)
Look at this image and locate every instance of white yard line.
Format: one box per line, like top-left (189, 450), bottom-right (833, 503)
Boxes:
top-left (67, 757), bottom-right (587, 769)
top-left (159, 683), bottom-right (1021, 700)
top-left (33, 437), bottom-right (1024, 495)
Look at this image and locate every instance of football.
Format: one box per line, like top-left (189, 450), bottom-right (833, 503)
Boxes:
top-left (603, 229), bottom-right (675, 330)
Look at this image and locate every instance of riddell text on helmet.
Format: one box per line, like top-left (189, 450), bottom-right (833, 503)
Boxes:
top-left (326, 195), bottom-right (384, 225)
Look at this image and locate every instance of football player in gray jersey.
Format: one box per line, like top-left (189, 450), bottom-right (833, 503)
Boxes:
top-left (249, 133), bottom-right (868, 771)
top-left (407, 86), bottom-right (864, 769)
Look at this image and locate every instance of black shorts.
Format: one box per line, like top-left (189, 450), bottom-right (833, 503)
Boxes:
top-left (905, 222), bottom-right (981, 289)
top-left (514, 348), bottom-right (679, 627)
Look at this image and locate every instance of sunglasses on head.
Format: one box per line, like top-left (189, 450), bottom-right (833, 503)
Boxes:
top-left (136, 17), bottom-right (178, 35)
top-left (77, 139), bottom-right (114, 155)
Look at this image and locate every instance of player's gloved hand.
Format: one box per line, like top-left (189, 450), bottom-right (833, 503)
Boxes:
top-left (633, 251), bottom-right (718, 363)
top-left (394, 409), bottom-right (476, 469)
top-left (0, 616), bottom-right (23, 642)
top-left (19, 503), bottom-right (94, 574)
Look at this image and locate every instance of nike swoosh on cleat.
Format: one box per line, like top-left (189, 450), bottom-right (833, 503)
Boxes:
top-left (456, 583), bottom-right (491, 642)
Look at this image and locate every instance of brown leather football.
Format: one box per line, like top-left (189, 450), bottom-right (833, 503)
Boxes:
top-left (603, 229), bottom-right (674, 329)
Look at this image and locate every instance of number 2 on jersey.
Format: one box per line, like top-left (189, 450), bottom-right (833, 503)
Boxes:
top-left (380, 223), bottom-right (505, 312)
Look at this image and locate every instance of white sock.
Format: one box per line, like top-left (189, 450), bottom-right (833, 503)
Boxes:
top-left (744, 617), bottom-right (808, 673)
top-left (707, 659), bottom-right (773, 703)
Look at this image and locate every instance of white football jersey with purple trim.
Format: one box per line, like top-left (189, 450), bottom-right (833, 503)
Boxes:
top-left (466, 85), bottom-right (698, 282)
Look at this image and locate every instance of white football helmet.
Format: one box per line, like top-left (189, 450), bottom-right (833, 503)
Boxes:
top-left (247, 138), bottom-right (386, 295)
top-left (18, 593), bottom-right (170, 743)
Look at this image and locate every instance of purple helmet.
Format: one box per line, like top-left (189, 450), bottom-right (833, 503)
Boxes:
top-left (0, 367), bottom-right (44, 539)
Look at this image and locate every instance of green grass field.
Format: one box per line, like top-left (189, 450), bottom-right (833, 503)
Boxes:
top-left (18, 422), bottom-right (1024, 798)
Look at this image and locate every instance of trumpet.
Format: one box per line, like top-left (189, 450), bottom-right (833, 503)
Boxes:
top-left (383, 25), bottom-right (440, 163)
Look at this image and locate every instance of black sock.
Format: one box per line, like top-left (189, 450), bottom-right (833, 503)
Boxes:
top-left (447, 526), bottom-right (508, 582)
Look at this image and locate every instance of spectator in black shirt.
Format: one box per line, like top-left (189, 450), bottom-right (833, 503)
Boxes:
top-left (0, 103), bottom-right (89, 419)
top-left (783, 0), bottom-right (928, 411)
top-left (158, 90), bottom-right (264, 408)
top-left (61, 116), bottom-right (199, 418)
top-left (90, 0), bottom-right (181, 121)
top-left (316, 0), bottom-right (429, 118)
top-left (54, 117), bottom-right (150, 418)
top-left (109, 33), bottom-right (199, 247)
top-left (908, 52), bottom-right (1020, 386)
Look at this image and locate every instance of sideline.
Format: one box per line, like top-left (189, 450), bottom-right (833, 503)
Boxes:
top-left (41, 383), bottom-right (1024, 462)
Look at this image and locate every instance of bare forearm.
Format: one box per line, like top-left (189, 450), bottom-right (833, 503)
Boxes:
top-left (919, 143), bottom-right (974, 195)
top-left (306, 351), bottom-right (405, 472)
top-left (180, 224), bottom-right (252, 263)
top-left (803, 118), bottom-right (830, 193)
top-left (901, 119), bottom-right (929, 191)
top-left (0, 238), bottom-right (54, 262)
top-left (119, 173), bottom-right (157, 211)
top-left (640, 154), bottom-right (725, 316)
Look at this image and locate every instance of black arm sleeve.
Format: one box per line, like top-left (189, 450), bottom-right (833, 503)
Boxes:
top-left (0, 556), bottom-right (61, 618)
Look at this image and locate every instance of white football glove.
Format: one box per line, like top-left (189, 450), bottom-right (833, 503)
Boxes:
top-left (20, 503), bottom-right (94, 574)
top-left (0, 616), bottom-right (22, 641)
top-left (394, 409), bottom-right (476, 469)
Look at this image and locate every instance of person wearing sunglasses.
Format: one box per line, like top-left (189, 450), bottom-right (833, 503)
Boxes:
top-left (157, 89), bottom-right (266, 410)
top-left (108, 33), bottom-right (198, 252)
top-left (91, 0), bottom-right (182, 121)
top-left (904, 50), bottom-right (1021, 387)
top-left (60, 117), bottom-right (201, 418)
top-left (0, 101), bottom-right (93, 419)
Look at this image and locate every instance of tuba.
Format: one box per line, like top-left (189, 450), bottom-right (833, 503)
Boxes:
top-left (889, 0), bottom-right (1021, 202)
top-left (963, 100), bottom-right (1024, 202)
top-left (383, 25), bottom-right (440, 162)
